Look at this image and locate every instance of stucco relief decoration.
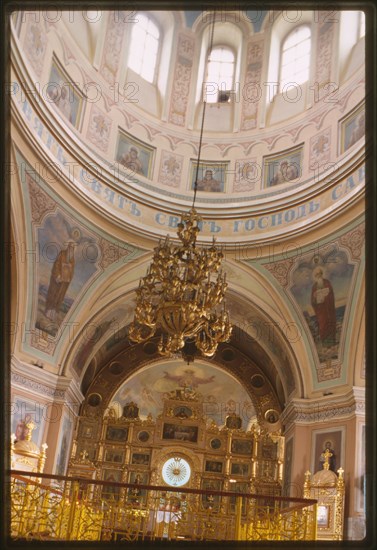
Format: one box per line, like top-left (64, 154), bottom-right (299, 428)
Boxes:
top-left (338, 76), bottom-right (365, 113)
top-left (144, 124), bottom-right (162, 142)
top-left (23, 18), bottom-right (47, 78)
top-left (100, 11), bottom-right (126, 86)
top-left (121, 110), bottom-right (139, 130)
top-left (97, 237), bottom-right (133, 270)
top-left (314, 15), bottom-right (334, 98)
top-left (309, 110), bottom-right (328, 131)
top-left (168, 33), bottom-right (195, 126)
top-left (212, 143), bottom-right (232, 156)
top-left (241, 40), bottom-right (264, 131)
top-left (165, 135), bottom-right (185, 151)
top-left (264, 258), bottom-right (295, 288)
top-left (309, 127), bottom-right (331, 171)
top-left (289, 244), bottom-right (356, 369)
top-left (11, 372), bottom-right (65, 399)
top-left (233, 158), bottom-right (258, 192)
top-left (86, 105), bottom-right (112, 152)
top-left (339, 223), bottom-right (365, 261)
top-left (27, 173), bottom-right (56, 224)
top-left (158, 150), bottom-right (184, 188)
top-left (285, 125), bottom-right (304, 144)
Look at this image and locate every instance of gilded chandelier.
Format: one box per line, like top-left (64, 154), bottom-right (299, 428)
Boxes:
top-left (128, 208), bottom-right (232, 357)
top-left (129, 11), bottom-right (231, 358)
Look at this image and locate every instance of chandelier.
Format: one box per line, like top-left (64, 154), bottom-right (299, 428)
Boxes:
top-left (128, 12), bottom-right (232, 358)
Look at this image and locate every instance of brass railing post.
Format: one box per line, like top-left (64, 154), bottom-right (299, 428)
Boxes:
top-left (234, 495), bottom-right (242, 540)
top-left (17, 480), bottom-right (32, 536)
top-left (35, 486), bottom-right (50, 533)
top-left (66, 481), bottom-right (79, 540)
top-left (313, 503), bottom-right (318, 540)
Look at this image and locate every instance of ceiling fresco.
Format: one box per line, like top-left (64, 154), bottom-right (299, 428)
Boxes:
top-left (109, 360), bottom-right (257, 428)
top-left (258, 221), bottom-right (364, 384)
top-left (14, 147), bottom-right (146, 360)
top-left (9, 8), bottom-right (365, 404)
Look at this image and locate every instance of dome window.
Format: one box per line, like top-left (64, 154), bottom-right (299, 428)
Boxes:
top-left (205, 46), bottom-right (235, 103)
top-left (127, 13), bottom-right (160, 83)
top-left (279, 26), bottom-right (311, 91)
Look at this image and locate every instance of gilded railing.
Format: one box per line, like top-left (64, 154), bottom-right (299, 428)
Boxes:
top-left (9, 470), bottom-right (317, 542)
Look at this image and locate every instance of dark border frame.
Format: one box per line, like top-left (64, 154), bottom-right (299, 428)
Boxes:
top-left (1, 2), bottom-right (376, 550)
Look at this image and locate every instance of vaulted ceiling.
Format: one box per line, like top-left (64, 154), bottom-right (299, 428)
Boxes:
top-left (10, 9), bottom-right (366, 417)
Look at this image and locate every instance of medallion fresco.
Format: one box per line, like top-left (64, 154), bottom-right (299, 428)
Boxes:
top-left (263, 146), bottom-right (303, 188)
top-left (340, 103), bottom-right (365, 153)
top-left (116, 130), bottom-right (155, 179)
top-left (189, 160), bottom-right (227, 192)
top-left (47, 60), bottom-right (83, 128)
top-left (109, 361), bottom-right (256, 427)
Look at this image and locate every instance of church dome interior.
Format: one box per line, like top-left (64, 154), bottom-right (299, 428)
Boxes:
top-left (7, 7), bottom-right (369, 544)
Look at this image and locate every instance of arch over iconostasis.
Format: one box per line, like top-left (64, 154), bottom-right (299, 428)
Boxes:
top-left (107, 359), bottom-right (258, 428)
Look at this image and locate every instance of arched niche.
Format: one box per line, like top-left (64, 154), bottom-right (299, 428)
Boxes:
top-left (79, 337), bottom-right (287, 433)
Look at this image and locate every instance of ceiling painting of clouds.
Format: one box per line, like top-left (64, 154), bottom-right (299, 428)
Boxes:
top-left (109, 360), bottom-right (256, 427)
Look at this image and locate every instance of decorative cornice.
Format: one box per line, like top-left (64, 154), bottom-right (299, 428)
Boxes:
top-left (11, 355), bottom-right (84, 408)
top-left (11, 371), bottom-right (64, 399)
top-left (281, 387), bottom-right (365, 428)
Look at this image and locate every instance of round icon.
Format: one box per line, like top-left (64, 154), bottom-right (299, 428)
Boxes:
top-left (265, 409), bottom-right (279, 424)
top-left (210, 438), bottom-right (222, 450)
top-left (138, 430), bottom-right (150, 443)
